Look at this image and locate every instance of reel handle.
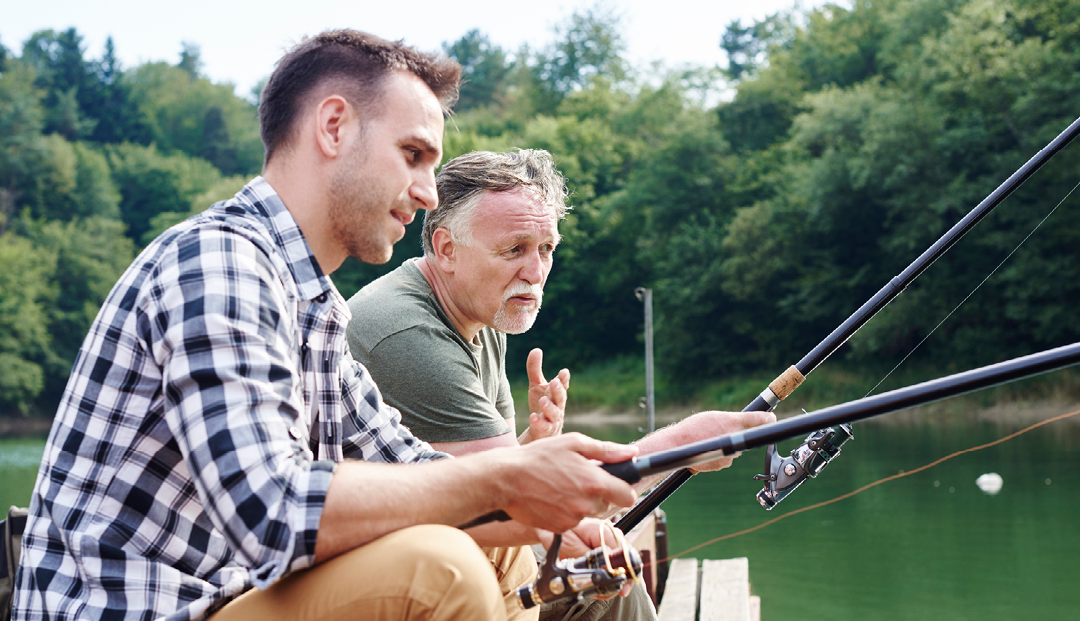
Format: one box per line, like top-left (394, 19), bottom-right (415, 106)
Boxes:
top-left (516, 534), bottom-right (644, 609)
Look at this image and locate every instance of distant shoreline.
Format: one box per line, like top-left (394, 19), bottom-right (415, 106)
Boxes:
top-left (6, 397), bottom-right (1079, 440)
top-left (0, 417), bottom-right (53, 438)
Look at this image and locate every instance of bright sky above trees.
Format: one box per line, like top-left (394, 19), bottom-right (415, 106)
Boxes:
top-left (3, 0), bottom-right (812, 97)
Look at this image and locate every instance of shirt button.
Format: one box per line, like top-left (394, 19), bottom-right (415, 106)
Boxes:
top-left (289, 426), bottom-right (302, 440)
top-left (315, 293), bottom-right (328, 303)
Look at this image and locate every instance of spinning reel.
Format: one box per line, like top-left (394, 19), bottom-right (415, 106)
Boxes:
top-left (754, 423), bottom-right (854, 509)
top-left (516, 528), bottom-right (643, 609)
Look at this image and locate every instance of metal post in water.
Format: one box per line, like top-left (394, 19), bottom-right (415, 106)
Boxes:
top-left (636, 287), bottom-right (655, 434)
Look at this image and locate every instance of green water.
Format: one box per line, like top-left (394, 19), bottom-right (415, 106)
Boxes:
top-left (2, 412), bottom-right (1078, 619)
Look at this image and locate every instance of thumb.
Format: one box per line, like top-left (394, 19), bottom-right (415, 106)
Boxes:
top-left (527, 348), bottom-right (547, 386)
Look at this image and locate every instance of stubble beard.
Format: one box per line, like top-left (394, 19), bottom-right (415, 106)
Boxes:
top-left (328, 143), bottom-right (396, 265)
top-left (492, 282), bottom-right (543, 334)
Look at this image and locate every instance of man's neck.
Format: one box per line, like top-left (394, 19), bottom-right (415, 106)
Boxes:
top-left (416, 256), bottom-right (484, 343)
top-left (264, 160), bottom-right (346, 275)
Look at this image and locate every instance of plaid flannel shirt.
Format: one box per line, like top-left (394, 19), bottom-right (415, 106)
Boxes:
top-left (13, 177), bottom-right (445, 621)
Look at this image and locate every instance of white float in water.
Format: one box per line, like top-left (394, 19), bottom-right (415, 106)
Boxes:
top-left (976, 472), bottom-right (1003, 495)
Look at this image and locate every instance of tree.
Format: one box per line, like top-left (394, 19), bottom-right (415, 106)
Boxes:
top-left (720, 19), bottom-right (761, 80)
top-left (0, 232), bottom-right (56, 414)
top-left (85, 37), bottom-right (151, 144)
top-left (128, 61), bottom-right (263, 175)
top-left (21, 28), bottom-right (98, 139)
top-left (31, 135), bottom-right (121, 221)
top-left (178, 42), bottom-right (203, 80)
top-left (106, 142), bottom-right (226, 243)
top-left (529, 5), bottom-right (628, 113)
top-left (25, 217), bottom-right (135, 407)
top-left (443, 30), bottom-right (510, 111)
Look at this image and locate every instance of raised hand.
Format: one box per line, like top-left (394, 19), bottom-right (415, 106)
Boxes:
top-left (524, 348), bottom-right (570, 442)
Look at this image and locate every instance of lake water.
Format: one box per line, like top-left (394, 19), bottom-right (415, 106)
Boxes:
top-left (2, 408), bottom-right (1077, 619)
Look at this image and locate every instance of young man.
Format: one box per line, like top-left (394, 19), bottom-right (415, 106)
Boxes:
top-left (346, 149), bottom-right (777, 620)
top-left (12, 32), bottom-right (641, 621)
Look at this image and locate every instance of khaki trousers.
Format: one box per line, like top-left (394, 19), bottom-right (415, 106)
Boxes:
top-left (212, 525), bottom-right (538, 621)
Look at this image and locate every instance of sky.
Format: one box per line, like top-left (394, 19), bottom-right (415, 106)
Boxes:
top-left (3, 0), bottom-right (813, 98)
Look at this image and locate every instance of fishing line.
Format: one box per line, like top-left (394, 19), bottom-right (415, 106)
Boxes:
top-left (652, 407), bottom-right (1080, 564)
top-left (861, 178), bottom-right (1080, 400)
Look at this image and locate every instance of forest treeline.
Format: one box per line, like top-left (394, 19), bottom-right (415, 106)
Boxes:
top-left (3, 0), bottom-right (1080, 417)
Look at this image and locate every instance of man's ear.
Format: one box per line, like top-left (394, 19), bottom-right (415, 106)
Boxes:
top-left (314, 95), bottom-right (354, 159)
top-left (430, 227), bottom-right (458, 273)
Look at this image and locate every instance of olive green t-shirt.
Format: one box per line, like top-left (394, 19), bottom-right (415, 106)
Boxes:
top-left (345, 259), bottom-right (515, 443)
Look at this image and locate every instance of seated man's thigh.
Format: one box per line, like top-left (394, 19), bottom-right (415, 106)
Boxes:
top-left (213, 524), bottom-right (506, 621)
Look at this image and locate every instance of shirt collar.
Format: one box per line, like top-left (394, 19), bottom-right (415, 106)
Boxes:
top-left (233, 176), bottom-right (334, 303)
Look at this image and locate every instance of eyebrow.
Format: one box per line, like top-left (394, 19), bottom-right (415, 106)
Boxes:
top-left (405, 133), bottom-right (441, 157)
top-left (501, 231), bottom-right (563, 247)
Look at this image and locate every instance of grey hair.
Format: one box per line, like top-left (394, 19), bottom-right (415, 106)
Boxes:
top-left (423, 149), bottom-right (570, 256)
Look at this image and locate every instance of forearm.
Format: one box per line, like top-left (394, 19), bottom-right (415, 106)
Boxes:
top-left (316, 433), bottom-right (640, 562)
top-left (315, 455), bottom-right (509, 562)
top-left (465, 520), bottom-right (542, 548)
top-left (628, 421), bottom-right (702, 494)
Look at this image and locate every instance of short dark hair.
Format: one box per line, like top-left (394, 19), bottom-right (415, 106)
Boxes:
top-left (423, 149), bottom-right (570, 256)
top-left (259, 29), bottom-right (461, 166)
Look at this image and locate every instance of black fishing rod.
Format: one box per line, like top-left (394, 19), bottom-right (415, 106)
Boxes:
top-left (603, 341), bottom-right (1080, 487)
top-left (613, 113), bottom-right (1080, 532)
top-left (500, 343), bottom-right (1080, 609)
top-left (465, 341), bottom-right (1080, 533)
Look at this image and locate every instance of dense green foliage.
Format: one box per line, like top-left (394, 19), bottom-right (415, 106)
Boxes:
top-left (0, 30), bottom-right (260, 414)
top-left (3, 0), bottom-right (1080, 417)
top-left (428, 0), bottom-right (1080, 391)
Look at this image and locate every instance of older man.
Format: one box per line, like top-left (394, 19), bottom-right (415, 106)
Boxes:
top-left (12, 35), bottom-right (642, 621)
top-left (346, 149), bottom-right (775, 620)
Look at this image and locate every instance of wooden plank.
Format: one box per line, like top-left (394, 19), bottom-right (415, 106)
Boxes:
top-left (699, 558), bottom-right (750, 621)
top-left (657, 558), bottom-right (699, 621)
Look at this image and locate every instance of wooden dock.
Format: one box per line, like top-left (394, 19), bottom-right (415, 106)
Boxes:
top-left (624, 510), bottom-right (760, 620)
top-left (655, 557), bottom-right (760, 621)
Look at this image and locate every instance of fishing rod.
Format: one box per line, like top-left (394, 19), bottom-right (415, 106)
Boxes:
top-left (511, 341), bottom-right (1080, 607)
top-left (602, 341), bottom-right (1080, 483)
top-left (613, 113), bottom-right (1080, 532)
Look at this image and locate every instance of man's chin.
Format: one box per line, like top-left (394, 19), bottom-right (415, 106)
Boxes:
top-left (351, 241), bottom-right (395, 266)
top-left (493, 309), bottom-right (539, 334)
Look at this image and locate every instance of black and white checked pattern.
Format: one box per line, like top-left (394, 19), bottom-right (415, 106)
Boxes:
top-left (12, 177), bottom-right (445, 621)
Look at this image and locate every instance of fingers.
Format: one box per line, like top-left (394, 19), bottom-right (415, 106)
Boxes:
top-left (742, 410), bottom-right (777, 429)
top-left (526, 348), bottom-right (547, 387)
top-left (559, 433), bottom-right (638, 464)
top-left (529, 395), bottom-right (564, 439)
top-left (500, 434), bottom-right (639, 532)
top-left (528, 410), bottom-right (554, 437)
top-left (547, 376), bottom-right (567, 412)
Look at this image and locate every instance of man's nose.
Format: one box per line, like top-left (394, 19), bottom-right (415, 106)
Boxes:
top-left (519, 250), bottom-right (545, 285)
top-left (410, 170), bottom-right (438, 211)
